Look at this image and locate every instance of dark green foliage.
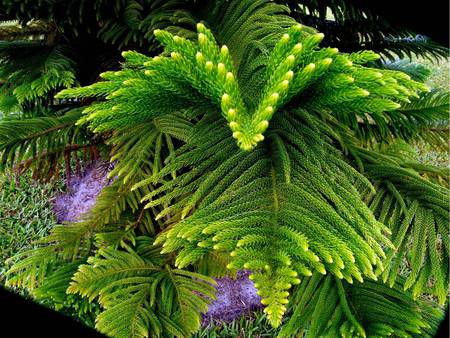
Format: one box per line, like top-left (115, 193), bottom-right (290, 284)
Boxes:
top-left (279, 274), bottom-right (443, 337)
top-left (357, 145), bottom-right (449, 305)
top-left (1, 0), bottom-right (448, 337)
top-left (32, 260), bottom-right (101, 328)
top-left (280, 0), bottom-right (449, 61)
top-left (386, 90), bottom-right (449, 146)
top-left (0, 108), bottom-right (89, 179)
top-left (380, 59), bottom-right (433, 82)
top-left (0, 0), bottom-right (194, 51)
top-left (0, 40), bottom-right (76, 115)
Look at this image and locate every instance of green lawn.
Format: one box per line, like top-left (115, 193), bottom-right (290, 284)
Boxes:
top-left (414, 56), bottom-right (449, 90)
top-left (196, 311), bottom-right (281, 338)
top-left (413, 56), bottom-right (449, 167)
top-left (0, 174), bottom-right (62, 286)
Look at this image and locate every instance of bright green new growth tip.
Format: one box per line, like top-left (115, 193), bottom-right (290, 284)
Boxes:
top-left (58, 22), bottom-right (428, 152)
top-left (151, 23), bottom-right (427, 151)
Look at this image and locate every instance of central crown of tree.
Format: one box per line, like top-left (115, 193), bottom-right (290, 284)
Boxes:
top-left (60, 22), bottom-right (429, 152)
top-left (145, 23), bottom-right (425, 151)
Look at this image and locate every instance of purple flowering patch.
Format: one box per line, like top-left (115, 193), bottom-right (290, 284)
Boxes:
top-left (203, 270), bottom-right (262, 323)
top-left (53, 162), bottom-right (112, 223)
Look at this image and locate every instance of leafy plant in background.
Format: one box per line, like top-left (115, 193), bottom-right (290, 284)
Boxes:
top-left (0, 0), bottom-right (448, 337)
top-left (280, 0), bottom-right (448, 61)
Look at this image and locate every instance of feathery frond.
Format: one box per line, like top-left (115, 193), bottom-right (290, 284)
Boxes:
top-left (0, 108), bottom-right (92, 180)
top-left (68, 247), bottom-right (216, 338)
top-left (138, 109), bottom-right (393, 326)
top-left (0, 42), bottom-right (76, 115)
top-left (357, 146), bottom-right (449, 304)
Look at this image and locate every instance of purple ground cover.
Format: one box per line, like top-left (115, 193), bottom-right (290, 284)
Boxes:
top-left (202, 270), bottom-right (262, 323)
top-left (53, 162), bottom-right (112, 223)
top-left (53, 161), bottom-right (261, 322)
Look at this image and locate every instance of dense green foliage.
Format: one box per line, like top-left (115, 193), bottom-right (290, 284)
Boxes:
top-left (280, 0), bottom-right (448, 61)
top-left (0, 0), bottom-right (448, 337)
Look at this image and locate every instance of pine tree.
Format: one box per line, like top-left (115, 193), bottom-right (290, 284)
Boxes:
top-left (1, 0), bottom-right (448, 337)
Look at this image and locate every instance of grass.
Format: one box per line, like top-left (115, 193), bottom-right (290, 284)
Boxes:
top-left (0, 173), bottom-right (101, 328)
top-left (413, 56), bottom-right (449, 167)
top-left (413, 56), bottom-right (449, 90)
top-left (0, 173), bottom-right (62, 286)
top-left (196, 311), bottom-right (282, 338)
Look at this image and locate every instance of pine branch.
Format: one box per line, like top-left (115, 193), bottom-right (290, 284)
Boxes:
top-left (59, 22), bottom-right (429, 151)
top-left (0, 42), bottom-right (77, 115)
top-left (280, 0), bottom-right (449, 62)
top-left (0, 108), bottom-right (90, 180)
top-left (279, 273), bottom-right (443, 337)
top-left (68, 247), bottom-right (216, 338)
top-left (141, 110), bottom-right (392, 326)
